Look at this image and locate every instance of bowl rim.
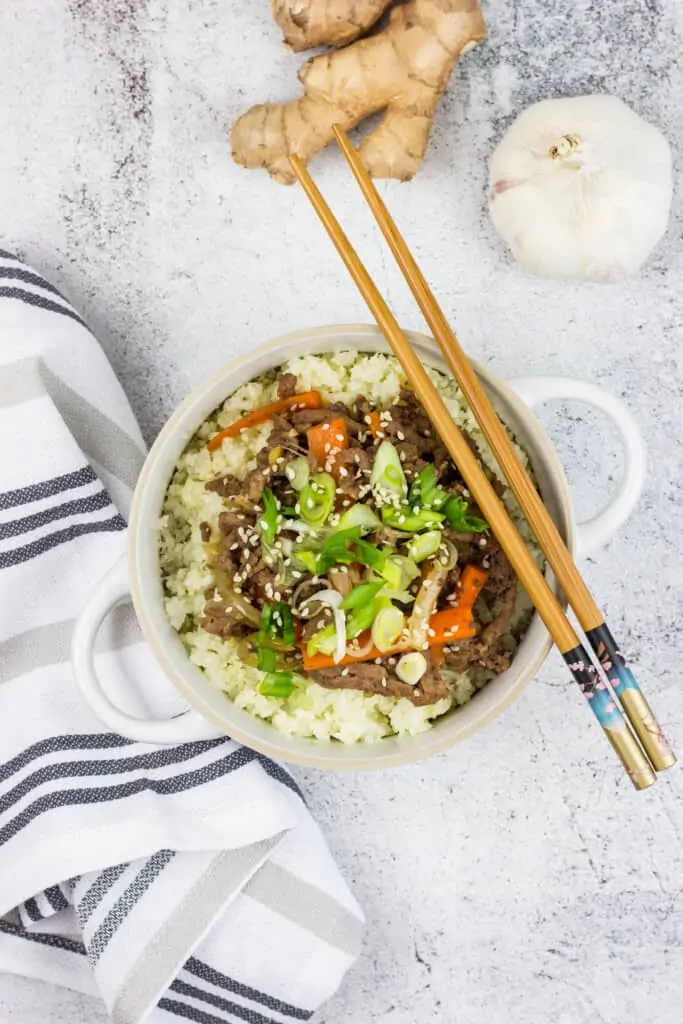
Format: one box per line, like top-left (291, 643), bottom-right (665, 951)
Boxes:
top-left (128, 324), bottom-right (575, 769)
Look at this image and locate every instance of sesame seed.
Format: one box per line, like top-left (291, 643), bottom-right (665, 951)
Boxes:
top-left (230, 542), bottom-right (239, 551)
top-left (341, 667), bottom-right (350, 677)
top-left (427, 628), bottom-right (436, 638)
top-left (397, 431), bottom-right (405, 441)
top-left (322, 423), bottom-right (330, 431)
top-left (423, 429), bottom-right (430, 437)
top-left (339, 467), bottom-right (349, 477)
top-left (234, 587), bottom-right (243, 594)
top-left (335, 433), bottom-right (345, 442)
top-left (323, 443), bottom-right (331, 453)
top-left (292, 570), bottom-right (302, 579)
top-left (381, 678), bottom-right (388, 687)
top-left (479, 538), bottom-right (487, 547)
top-left (463, 489), bottom-right (470, 498)
top-left (374, 657), bottom-right (382, 665)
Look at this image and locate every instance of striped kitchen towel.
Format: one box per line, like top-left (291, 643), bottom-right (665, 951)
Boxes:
top-left (0, 249), bottom-right (363, 1023)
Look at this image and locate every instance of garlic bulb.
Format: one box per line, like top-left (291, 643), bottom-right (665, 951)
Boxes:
top-left (488, 95), bottom-right (672, 282)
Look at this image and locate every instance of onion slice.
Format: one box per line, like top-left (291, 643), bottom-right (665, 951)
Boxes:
top-left (301, 588), bottom-right (347, 665)
top-left (345, 634), bottom-right (375, 660)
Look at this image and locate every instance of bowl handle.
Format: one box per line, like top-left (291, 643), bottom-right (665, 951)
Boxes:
top-left (71, 554), bottom-right (223, 744)
top-left (506, 376), bottom-right (646, 558)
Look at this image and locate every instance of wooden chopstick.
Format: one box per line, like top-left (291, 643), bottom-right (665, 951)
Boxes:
top-left (289, 152), bottom-right (656, 791)
top-left (331, 125), bottom-right (676, 775)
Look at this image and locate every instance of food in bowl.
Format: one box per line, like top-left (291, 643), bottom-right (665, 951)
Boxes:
top-left (159, 352), bottom-right (540, 743)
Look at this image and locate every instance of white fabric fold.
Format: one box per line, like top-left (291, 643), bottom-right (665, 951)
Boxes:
top-left (0, 249), bottom-right (362, 1024)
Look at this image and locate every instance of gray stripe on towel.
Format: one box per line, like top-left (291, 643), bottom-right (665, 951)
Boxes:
top-left (0, 357), bottom-right (145, 489)
top-left (246, 862), bottom-right (363, 958)
top-left (88, 850), bottom-right (175, 963)
top-left (77, 863), bottom-right (130, 927)
top-left (111, 836), bottom-right (285, 1024)
top-left (0, 604), bottom-right (143, 682)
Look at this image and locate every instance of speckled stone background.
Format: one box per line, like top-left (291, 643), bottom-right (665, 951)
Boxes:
top-left (1, 1), bottom-right (682, 1021)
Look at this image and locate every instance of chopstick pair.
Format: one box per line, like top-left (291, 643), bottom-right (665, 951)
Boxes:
top-left (289, 129), bottom-right (676, 791)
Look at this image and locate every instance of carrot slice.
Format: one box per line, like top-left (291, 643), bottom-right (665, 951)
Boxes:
top-left (307, 417), bottom-right (349, 474)
top-left (207, 391), bottom-right (323, 451)
top-left (301, 607), bottom-right (476, 671)
top-left (366, 410), bottom-right (382, 438)
top-left (454, 565), bottom-right (488, 608)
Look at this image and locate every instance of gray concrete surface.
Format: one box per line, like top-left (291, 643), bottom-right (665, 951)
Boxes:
top-left (0, 1), bottom-right (681, 1021)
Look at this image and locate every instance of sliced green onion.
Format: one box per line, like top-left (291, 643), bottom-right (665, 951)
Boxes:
top-left (443, 496), bottom-right (488, 533)
top-left (258, 488), bottom-right (280, 546)
top-left (378, 553), bottom-right (419, 590)
top-left (370, 441), bottom-right (407, 502)
top-left (310, 528), bottom-right (386, 574)
top-left (259, 601), bottom-right (295, 646)
top-left (396, 651), bottom-right (428, 685)
top-left (259, 671), bottom-right (295, 698)
top-left (377, 587), bottom-right (413, 604)
top-left (438, 539), bottom-right (459, 570)
top-left (306, 622), bottom-right (338, 657)
top-left (408, 464), bottom-right (449, 510)
top-left (346, 599), bottom-right (381, 639)
top-left (407, 530), bottom-right (443, 563)
top-left (335, 503), bottom-right (381, 535)
top-left (285, 457), bottom-right (311, 491)
top-left (257, 645), bottom-right (277, 672)
top-left (299, 472), bottom-right (336, 527)
top-left (381, 505), bottom-right (445, 532)
top-left (371, 605), bottom-right (406, 653)
top-left (339, 581), bottom-right (385, 611)
top-left (293, 549), bottom-right (320, 574)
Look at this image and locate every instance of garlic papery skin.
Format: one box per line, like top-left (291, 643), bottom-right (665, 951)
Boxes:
top-left (488, 95), bottom-right (673, 282)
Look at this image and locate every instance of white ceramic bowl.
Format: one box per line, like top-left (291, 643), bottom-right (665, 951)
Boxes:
top-left (72, 326), bottom-right (645, 769)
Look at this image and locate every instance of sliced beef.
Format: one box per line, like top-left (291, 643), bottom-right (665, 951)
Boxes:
top-left (216, 528), bottom-right (238, 572)
top-left (325, 401), bottom-right (363, 436)
top-left (291, 407), bottom-right (363, 438)
top-left (201, 601), bottom-right (252, 640)
top-left (245, 468), bottom-right (267, 502)
top-left (328, 568), bottom-right (352, 598)
top-left (277, 372), bottom-right (298, 398)
top-left (206, 473), bottom-right (242, 497)
top-left (310, 651), bottom-right (450, 707)
top-left (302, 606), bottom-right (333, 643)
top-left (218, 509), bottom-right (250, 533)
top-left (291, 408), bottom-right (333, 429)
top-left (445, 541), bottom-right (518, 674)
top-left (334, 446), bottom-right (372, 498)
top-left (256, 415), bottom-right (300, 471)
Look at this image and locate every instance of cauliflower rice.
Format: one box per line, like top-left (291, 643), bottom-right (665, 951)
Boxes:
top-left (159, 351), bottom-right (540, 744)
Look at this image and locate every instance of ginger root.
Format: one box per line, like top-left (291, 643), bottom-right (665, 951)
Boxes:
top-left (274, 0), bottom-right (393, 51)
top-left (232, 0), bottom-right (486, 184)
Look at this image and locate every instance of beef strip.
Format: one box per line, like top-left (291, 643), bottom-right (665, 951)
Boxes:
top-left (445, 539), bottom-right (518, 673)
top-left (310, 652), bottom-right (450, 707)
top-left (277, 372), bottom-right (298, 398)
top-left (245, 468), bottom-right (267, 502)
top-left (328, 568), bottom-right (352, 598)
top-left (334, 446), bottom-right (372, 498)
top-left (206, 473), bottom-right (242, 497)
top-left (291, 407), bottom-right (363, 437)
top-left (218, 509), bottom-right (250, 532)
top-left (201, 601), bottom-right (252, 640)
top-left (302, 606), bottom-right (333, 643)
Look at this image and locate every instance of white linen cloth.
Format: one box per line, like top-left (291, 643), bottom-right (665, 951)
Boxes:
top-left (0, 248), bottom-right (363, 1024)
